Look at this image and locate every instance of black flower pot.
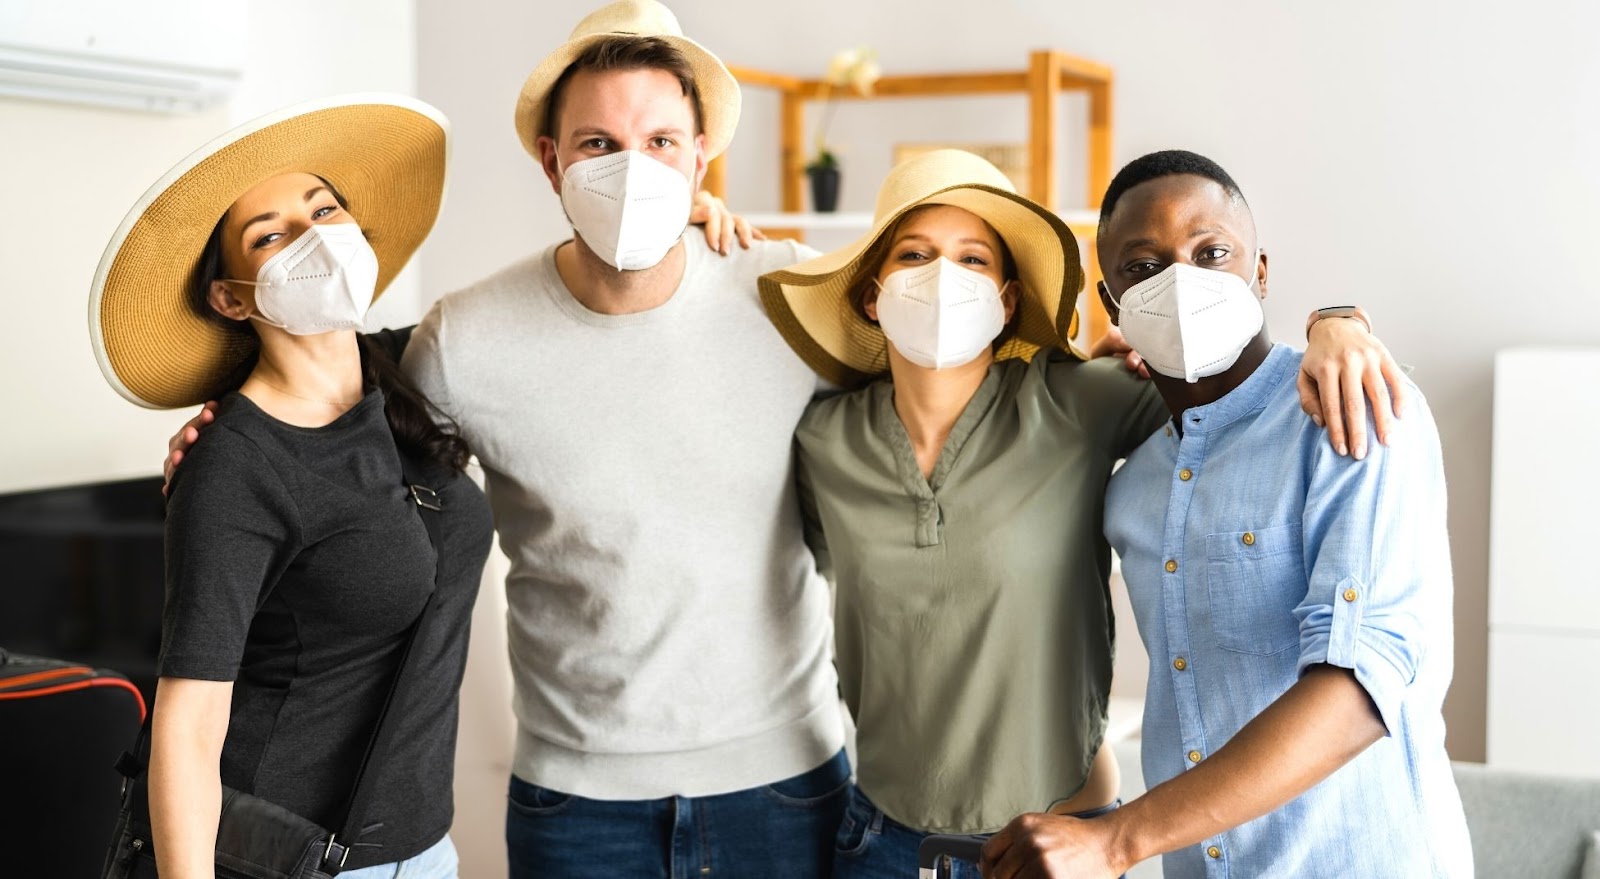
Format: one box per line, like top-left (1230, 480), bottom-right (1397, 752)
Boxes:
top-left (807, 165), bottom-right (841, 213)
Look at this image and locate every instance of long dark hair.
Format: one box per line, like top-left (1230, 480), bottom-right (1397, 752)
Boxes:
top-left (190, 178), bottom-right (471, 472)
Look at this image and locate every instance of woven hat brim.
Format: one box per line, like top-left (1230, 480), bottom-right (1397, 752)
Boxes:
top-left (513, 31), bottom-right (741, 161)
top-left (759, 185), bottom-right (1085, 388)
top-left (88, 94), bottom-right (449, 410)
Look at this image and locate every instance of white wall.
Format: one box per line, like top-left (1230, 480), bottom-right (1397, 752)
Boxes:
top-left (416, 0), bottom-right (1600, 777)
top-left (0, 0), bottom-right (417, 494)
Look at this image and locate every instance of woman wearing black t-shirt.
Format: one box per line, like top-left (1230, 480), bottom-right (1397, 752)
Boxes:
top-left (90, 96), bottom-right (493, 878)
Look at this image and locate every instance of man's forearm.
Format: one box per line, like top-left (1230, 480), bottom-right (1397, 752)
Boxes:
top-left (1107, 664), bottom-right (1386, 869)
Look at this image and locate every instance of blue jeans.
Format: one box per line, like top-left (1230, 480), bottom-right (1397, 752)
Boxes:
top-left (338, 834), bottom-right (458, 879)
top-left (832, 786), bottom-right (1121, 879)
top-left (505, 749), bottom-right (850, 878)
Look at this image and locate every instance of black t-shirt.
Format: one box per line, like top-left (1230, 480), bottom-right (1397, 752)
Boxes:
top-left (160, 388), bottom-right (493, 868)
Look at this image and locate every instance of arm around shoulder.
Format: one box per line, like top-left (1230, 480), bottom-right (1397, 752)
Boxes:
top-left (1296, 385), bottom-right (1447, 735)
top-left (1041, 351), bottom-right (1168, 459)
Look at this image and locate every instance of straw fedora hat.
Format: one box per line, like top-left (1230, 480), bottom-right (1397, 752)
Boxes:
top-left (513, 0), bottom-right (741, 160)
top-left (89, 93), bottom-right (449, 410)
top-left (759, 149), bottom-right (1084, 389)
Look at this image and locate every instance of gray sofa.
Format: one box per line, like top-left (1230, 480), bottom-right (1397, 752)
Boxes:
top-left (1453, 761), bottom-right (1600, 878)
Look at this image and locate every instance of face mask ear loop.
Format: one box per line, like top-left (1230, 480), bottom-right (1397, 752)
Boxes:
top-left (1244, 248), bottom-right (1262, 292)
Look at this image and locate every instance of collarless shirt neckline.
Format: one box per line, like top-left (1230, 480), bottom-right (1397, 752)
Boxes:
top-left (868, 362), bottom-right (1005, 546)
top-left (1169, 344), bottom-right (1297, 440)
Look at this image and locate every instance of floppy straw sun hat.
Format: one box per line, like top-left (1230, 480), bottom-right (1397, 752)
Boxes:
top-left (89, 93), bottom-right (449, 410)
top-left (758, 149), bottom-right (1085, 389)
top-left (513, 0), bottom-right (741, 160)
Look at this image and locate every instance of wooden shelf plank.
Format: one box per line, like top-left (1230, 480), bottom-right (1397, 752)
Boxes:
top-left (744, 210), bottom-right (1100, 231)
top-left (744, 212), bottom-right (874, 230)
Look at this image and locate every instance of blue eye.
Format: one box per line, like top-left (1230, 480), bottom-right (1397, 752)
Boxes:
top-left (251, 232), bottom-right (282, 250)
top-left (312, 205), bottom-right (339, 220)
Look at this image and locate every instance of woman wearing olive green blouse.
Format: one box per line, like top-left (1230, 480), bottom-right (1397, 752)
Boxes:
top-left (756, 149), bottom-right (1397, 879)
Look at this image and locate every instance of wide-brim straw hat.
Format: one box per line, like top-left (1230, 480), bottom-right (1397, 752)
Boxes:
top-left (514, 0), bottom-right (741, 160)
top-left (759, 149), bottom-right (1084, 389)
top-left (89, 93), bottom-right (449, 409)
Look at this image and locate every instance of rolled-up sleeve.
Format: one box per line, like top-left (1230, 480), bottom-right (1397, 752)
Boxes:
top-left (1294, 389), bottom-right (1448, 735)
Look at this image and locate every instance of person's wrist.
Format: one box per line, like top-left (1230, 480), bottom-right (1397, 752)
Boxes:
top-left (1305, 305), bottom-right (1372, 339)
top-left (1102, 806), bottom-right (1145, 873)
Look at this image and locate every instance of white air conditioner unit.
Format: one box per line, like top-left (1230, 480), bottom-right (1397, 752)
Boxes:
top-left (0, 0), bottom-right (243, 114)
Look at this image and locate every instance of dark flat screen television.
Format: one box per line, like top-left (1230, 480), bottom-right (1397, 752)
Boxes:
top-left (0, 475), bottom-right (165, 708)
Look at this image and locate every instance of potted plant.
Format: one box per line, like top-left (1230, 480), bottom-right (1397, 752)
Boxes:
top-left (807, 46), bottom-right (879, 213)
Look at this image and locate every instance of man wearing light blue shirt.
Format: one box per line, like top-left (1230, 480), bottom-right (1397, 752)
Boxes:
top-left (981, 150), bottom-right (1470, 878)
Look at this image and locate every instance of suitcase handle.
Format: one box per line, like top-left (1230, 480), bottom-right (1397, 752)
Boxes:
top-left (918, 834), bottom-right (988, 878)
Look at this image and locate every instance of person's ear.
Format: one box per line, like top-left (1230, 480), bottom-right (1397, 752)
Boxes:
top-left (1097, 280), bottom-right (1121, 327)
top-left (1000, 279), bottom-right (1020, 324)
top-left (536, 135), bottom-right (562, 195)
top-left (1255, 248), bottom-right (1269, 300)
top-left (863, 280), bottom-right (882, 323)
top-left (208, 280), bottom-right (253, 323)
top-left (691, 132), bottom-right (708, 191)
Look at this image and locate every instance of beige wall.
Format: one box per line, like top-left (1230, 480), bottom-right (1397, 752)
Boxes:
top-left (416, 0), bottom-right (1600, 783)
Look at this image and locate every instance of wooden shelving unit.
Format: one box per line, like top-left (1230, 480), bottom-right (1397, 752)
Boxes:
top-left (706, 49), bottom-right (1116, 346)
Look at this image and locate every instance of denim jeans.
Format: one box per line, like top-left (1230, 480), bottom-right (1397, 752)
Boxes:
top-left (338, 834), bottom-right (459, 879)
top-left (832, 785), bottom-right (1121, 879)
top-left (505, 749), bottom-right (850, 878)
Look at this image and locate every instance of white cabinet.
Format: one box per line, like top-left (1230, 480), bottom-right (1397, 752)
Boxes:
top-left (1486, 348), bottom-right (1600, 777)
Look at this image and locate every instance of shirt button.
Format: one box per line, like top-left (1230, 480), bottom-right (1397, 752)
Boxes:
top-left (1343, 588), bottom-right (1359, 602)
top-left (1173, 657), bottom-right (1188, 671)
top-left (1207, 846), bottom-right (1223, 859)
top-left (1241, 531), bottom-right (1256, 546)
top-left (1165, 559), bottom-right (1179, 574)
top-left (1179, 468), bottom-right (1193, 481)
top-left (1188, 750), bottom-right (1203, 763)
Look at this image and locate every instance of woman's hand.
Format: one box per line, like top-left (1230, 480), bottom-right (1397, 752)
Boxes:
top-left (1086, 325), bottom-right (1150, 379)
top-left (690, 190), bottom-right (762, 255)
top-left (1299, 317), bottom-right (1409, 460)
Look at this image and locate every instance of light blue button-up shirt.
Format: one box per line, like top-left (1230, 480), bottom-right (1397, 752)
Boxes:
top-left (1105, 344), bottom-right (1471, 877)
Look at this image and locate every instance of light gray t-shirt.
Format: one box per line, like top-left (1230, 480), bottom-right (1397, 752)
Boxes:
top-left (402, 234), bottom-right (844, 799)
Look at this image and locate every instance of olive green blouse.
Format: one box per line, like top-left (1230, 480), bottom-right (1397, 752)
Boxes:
top-left (796, 351), bottom-right (1165, 834)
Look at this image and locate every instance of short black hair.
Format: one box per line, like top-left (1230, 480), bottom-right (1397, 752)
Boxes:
top-left (1098, 150), bottom-right (1247, 237)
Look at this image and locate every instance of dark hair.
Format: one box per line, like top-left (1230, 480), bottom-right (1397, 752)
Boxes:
top-left (1097, 149), bottom-right (1248, 237)
top-left (842, 204), bottom-right (1021, 383)
top-left (541, 35), bottom-right (703, 142)
top-left (190, 178), bottom-right (471, 473)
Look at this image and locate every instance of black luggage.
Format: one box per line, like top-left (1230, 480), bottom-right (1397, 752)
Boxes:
top-left (0, 650), bottom-right (146, 879)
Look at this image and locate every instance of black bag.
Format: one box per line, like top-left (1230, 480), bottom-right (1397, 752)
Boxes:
top-left (0, 652), bottom-right (146, 879)
top-left (101, 459), bottom-right (447, 879)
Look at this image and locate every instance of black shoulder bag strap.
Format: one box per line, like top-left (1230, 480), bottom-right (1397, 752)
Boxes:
top-left (318, 453), bottom-right (446, 873)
